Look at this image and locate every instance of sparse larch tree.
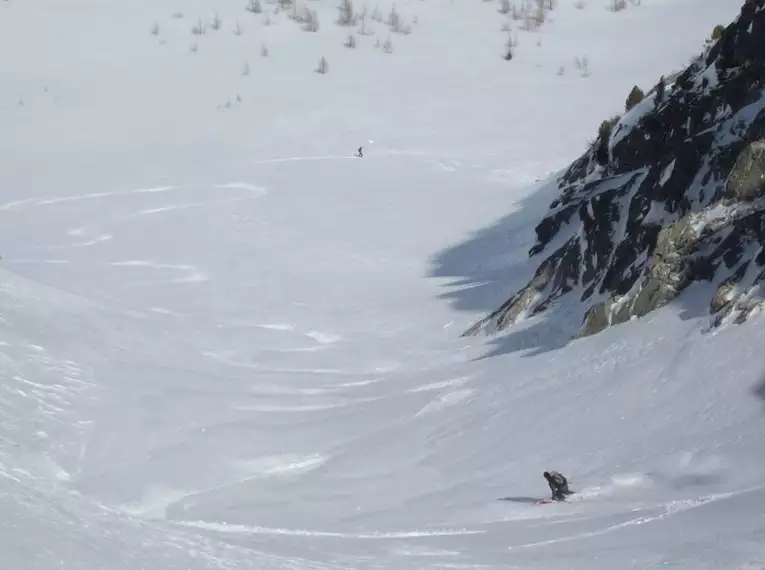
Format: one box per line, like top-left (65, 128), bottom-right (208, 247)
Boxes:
top-left (316, 56), bottom-right (328, 74)
top-left (504, 37), bottom-right (513, 60)
top-left (533, 0), bottom-right (546, 26)
top-left (337, 0), bottom-right (355, 25)
top-left (247, 0), bottom-right (263, 14)
top-left (387, 5), bottom-right (401, 32)
top-left (581, 57), bottom-right (591, 77)
top-left (655, 75), bottom-right (666, 104)
top-left (498, 0), bottom-right (511, 15)
top-left (289, 3), bottom-right (302, 21)
top-left (358, 14), bottom-right (373, 35)
top-left (344, 35), bottom-right (357, 48)
top-left (192, 18), bottom-right (206, 35)
top-left (625, 85), bottom-right (645, 111)
top-left (576, 55), bottom-right (590, 77)
top-left (511, 3), bottom-right (521, 20)
top-left (595, 116), bottom-right (619, 164)
top-left (303, 9), bottom-right (319, 31)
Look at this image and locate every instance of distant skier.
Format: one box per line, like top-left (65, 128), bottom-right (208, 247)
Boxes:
top-left (544, 471), bottom-right (573, 501)
top-left (356, 146), bottom-right (363, 158)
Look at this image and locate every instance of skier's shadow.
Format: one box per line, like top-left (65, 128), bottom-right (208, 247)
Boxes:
top-left (498, 496), bottom-right (543, 504)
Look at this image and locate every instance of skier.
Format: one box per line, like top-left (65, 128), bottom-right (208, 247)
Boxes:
top-left (356, 146), bottom-right (363, 158)
top-left (544, 471), bottom-right (573, 501)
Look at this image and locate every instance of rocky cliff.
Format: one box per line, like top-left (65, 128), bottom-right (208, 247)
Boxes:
top-left (466, 0), bottom-right (765, 339)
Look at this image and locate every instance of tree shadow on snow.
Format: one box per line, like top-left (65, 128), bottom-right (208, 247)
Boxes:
top-left (754, 375), bottom-right (765, 403)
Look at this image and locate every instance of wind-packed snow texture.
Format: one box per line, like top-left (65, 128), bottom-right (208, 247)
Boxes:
top-left (1, 1), bottom-right (763, 569)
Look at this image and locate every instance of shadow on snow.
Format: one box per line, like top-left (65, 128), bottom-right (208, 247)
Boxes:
top-left (497, 496), bottom-right (545, 504)
top-left (428, 171), bottom-right (581, 359)
top-left (428, 175), bottom-right (558, 315)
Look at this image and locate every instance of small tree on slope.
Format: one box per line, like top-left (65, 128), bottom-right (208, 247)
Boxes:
top-left (337, 0), bottom-right (354, 25)
top-left (625, 85), bottom-right (645, 112)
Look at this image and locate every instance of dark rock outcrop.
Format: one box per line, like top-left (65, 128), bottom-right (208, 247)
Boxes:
top-left (466, 0), bottom-right (765, 339)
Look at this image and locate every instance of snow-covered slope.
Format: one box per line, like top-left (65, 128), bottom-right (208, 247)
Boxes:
top-left (465, 0), bottom-right (765, 340)
top-left (2, 1), bottom-right (763, 569)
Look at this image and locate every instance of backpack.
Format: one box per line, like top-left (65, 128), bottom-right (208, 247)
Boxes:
top-left (550, 472), bottom-right (566, 486)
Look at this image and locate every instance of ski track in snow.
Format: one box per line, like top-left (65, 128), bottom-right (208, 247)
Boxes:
top-left (257, 323), bottom-right (296, 332)
top-left (121, 456), bottom-right (329, 519)
top-left (232, 454), bottom-right (328, 476)
top-left (231, 401), bottom-right (378, 412)
top-left (304, 331), bottom-right (343, 344)
top-left (176, 520), bottom-right (486, 540)
top-left (0, 183), bottom-right (267, 213)
top-left (248, 153), bottom-right (461, 170)
top-left (507, 485), bottom-right (765, 550)
top-left (408, 376), bottom-right (474, 393)
top-left (110, 260), bottom-right (209, 283)
top-left (415, 389), bottom-right (475, 416)
top-left (137, 203), bottom-right (206, 215)
top-left (4, 259), bottom-right (71, 264)
top-left (391, 547), bottom-right (462, 557)
top-left (201, 350), bottom-right (385, 377)
top-left (250, 156), bottom-right (361, 166)
top-left (214, 182), bottom-right (267, 194)
top-left (0, 186), bottom-right (176, 211)
top-left (32, 234), bottom-right (113, 249)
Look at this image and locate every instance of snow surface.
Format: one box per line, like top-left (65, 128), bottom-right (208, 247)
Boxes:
top-left (2, 0), bottom-right (764, 569)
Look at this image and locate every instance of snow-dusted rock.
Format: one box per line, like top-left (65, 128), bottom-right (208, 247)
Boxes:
top-left (466, 0), bottom-right (765, 339)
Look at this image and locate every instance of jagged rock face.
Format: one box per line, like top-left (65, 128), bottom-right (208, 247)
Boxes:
top-left (725, 140), bottom-right (765, 201)
top-left (466, 0), bottom-right (765, 339)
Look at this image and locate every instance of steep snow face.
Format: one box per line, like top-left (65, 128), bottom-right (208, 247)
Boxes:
top-left (2, 1), bottom-right (763, 570)
top-left (466, 0), bottom-right (765, 340)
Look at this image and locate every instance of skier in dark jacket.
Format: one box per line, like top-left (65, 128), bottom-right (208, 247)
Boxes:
top-left (544, 471), bottom-right (573, 501)
top-left (356, 146), bottom-right (363, 158)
